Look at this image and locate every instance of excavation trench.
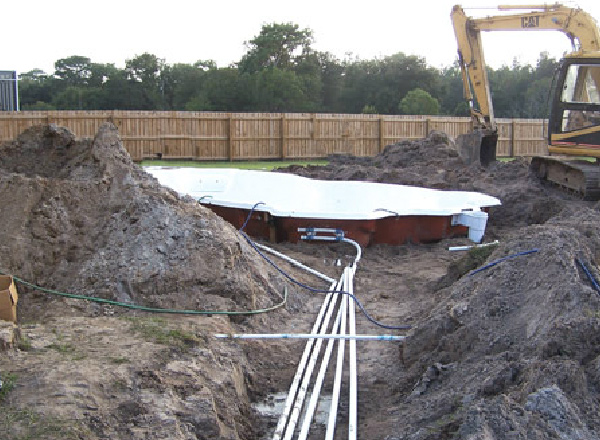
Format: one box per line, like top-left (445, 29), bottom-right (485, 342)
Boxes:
top-left (239, 239), bottom-right (457, 440)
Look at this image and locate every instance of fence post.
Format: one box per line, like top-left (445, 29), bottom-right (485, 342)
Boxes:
top-left (542, 118), bottom-right (548, 143)
top-left (228, 114), bottom-right (235, 161)
top-left (425, 118), bottom-right (431, 136)
top-left (280, 114), bottom-right (288, 159)
top-left (312, 114), bottom-right (320, 158)
top-left (379, 116), bottom-right (385, 152)
top-left (510, 120), bottom-right (516, 157)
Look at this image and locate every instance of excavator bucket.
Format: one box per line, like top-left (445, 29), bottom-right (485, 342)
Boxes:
top-left (456, 131), bottom-right (497, 167)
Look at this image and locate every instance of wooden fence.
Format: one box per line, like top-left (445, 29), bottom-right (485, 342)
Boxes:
top-left (0, 111), bottom-right (548, 161)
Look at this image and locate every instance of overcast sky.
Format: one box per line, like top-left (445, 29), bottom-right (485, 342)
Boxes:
top-left (4, 0), bottom-right (600, 75)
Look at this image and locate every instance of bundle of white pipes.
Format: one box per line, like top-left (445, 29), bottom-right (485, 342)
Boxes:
top-left (261, 235), bottom-right (361, 439)
top-left (215, 237), bottom-right (405, 439)
top-left (272, 265), bottom-right (357, 440)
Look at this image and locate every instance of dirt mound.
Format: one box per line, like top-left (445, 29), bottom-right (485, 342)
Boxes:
top-left (0, 123), bottom-right (308, 440)
top-left (397, 210), bottom-right (600, 439)
top-left (280, 131), bottom-right (583, 237)
top-left (0, 123), bottom-right (286, 318)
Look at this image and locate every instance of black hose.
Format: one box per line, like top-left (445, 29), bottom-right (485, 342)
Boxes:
top-left (239, 203), bottom-right (412, 330)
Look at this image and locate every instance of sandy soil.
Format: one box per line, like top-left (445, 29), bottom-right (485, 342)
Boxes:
top-left (1, 126), bottom-right (600, 440)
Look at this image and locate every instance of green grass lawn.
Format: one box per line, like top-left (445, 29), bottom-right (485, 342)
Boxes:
top-left (140, 160), bottom-right (328, 170)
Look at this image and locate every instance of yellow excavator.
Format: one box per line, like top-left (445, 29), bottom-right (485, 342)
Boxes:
top-left (451, 4), bottom-right (600, 199)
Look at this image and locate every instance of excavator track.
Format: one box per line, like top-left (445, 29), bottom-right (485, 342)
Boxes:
top-left (530, 156), bottom-right (600, 201)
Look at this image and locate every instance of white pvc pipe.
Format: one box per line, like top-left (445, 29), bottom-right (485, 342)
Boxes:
top-left (262, 237), bottom-right (362, 440)
top-left (325, 268), bottom-right (349, 440)
top-left (254, 242), bottom-right (335, 284)
top-left (282, 275), bottom-right (344, 440)
top-left (348, 264), bottom-right (358, 440)
top-left (272, 281), bottom-right (337, 440)
top-left (448, 240), bottom-right (499, 252)
top-left (448, 245), bottom-right (474, 252)
top-left (342, 238), bottom-right (362, 264)
top-left (214, 333), bottom-right (404, 341)
top-left (297, 227), bottom-right (342, 233)
top-left (300, 235), bottom-right (340, 242)
top-left (298, 286), bottom-right (345, 440)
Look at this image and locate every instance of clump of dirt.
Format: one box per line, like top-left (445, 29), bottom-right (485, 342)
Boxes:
top-left (435, 243), bottom-right (498, 289)
top-left (0, 123), bottom-right (287, 318)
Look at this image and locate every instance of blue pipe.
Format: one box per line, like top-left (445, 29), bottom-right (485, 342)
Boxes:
top-left (468, 249), bottom-right (539, 277)
top-left (576, 257), bottom-right (600, 294)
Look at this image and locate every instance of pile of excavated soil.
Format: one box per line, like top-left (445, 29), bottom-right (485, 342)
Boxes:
top-left (0, 123), bottom-right (288, 318)
top-left (397, 213), bottom-right (600, 439)
top-left (280, 131), bottom-right (586, 237)
top-left (0, 124), bottom-right (317, 440)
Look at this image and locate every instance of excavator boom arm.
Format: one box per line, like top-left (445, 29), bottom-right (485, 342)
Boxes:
top-left (451, 4), bottom-right (600, 132)
top-left (474, 6), bottom-right (600, 50)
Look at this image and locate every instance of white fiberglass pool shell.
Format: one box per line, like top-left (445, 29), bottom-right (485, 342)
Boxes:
top-left (146, 166), bottom-right (501, 244)
top-left (147, 167), bottom-right (500, 219)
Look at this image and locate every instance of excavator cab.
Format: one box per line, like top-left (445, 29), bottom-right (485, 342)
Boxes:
top-left (548, 56), bottom-right (600, 155)
top-left (529, 56), bottom-right (600, 200)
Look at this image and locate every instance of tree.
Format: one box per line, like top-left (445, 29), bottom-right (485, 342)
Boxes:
top-left (316, 52), bottom-right (344, 112)
top-left (24, 101), bottom-right (55, 110)
top-left (19, 69), bottom-right (56, 109)
top-left (164, 61), bottom-right (217, 110)
top-left (14, 41), bottom-right (560, 115)
top-left (535, 51), bottom-right (559, 79)
top-left (51, 86), bottom-right (103, 110)
top-left (436, 64), bottom-right (466, 115)
top-left (204, 68), bottom-right (244, 111)
top-left (88, 62), bottom-right (115, 88)
top-left (184, 95), bottom-right (212, 111)
top-left (126, 53), bottom-right (163, 83)
top-left (337, 53), bottom-right (439, 114)
top-left (291, 50), bottom-right (324, 111)
top-left (125, 53), bottom-right (165, 109)
top-left (239, 23), bottom-right (314, 73)
top-left (100, 68), bottom-right (134, 109)
top-left (399, 88), bottom-right (440, 115)
top-left (452, 101), bottom-right (471, 116)
top-left (488, 62), bottom-right (533, 118)
top-left (362, 105), bottom-right (377, 114)
top-left (19, 69), bottom-right (47, 81)
top-left (54, 56), bottom-right (93, 86)
top-left (244, 68), bottom-right (311, 112)
top-left (525, 52), bottom-right (559, 118)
